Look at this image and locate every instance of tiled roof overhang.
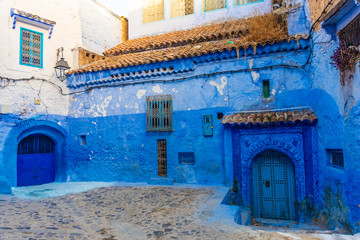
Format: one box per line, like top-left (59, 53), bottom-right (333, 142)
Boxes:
top-left (221, 109), bottom-right (317, 127)
top-left (67, 14), bottom-right (304, 75)
top-left (67, 35), bottom-right (309, 75)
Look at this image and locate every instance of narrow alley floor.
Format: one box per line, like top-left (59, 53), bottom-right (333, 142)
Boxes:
top-left (0, 182), bottom-right (358, 240)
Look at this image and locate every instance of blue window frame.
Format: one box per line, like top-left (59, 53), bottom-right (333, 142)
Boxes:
top-left (146, 95), bottom-right (173, 131)
top-left (20, 28), bottom-right (43, 68)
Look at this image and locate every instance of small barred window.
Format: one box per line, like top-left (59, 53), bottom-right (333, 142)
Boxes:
top-left (171, 0), bottom-right (194, 18)
top-left (202, 0), bottom-right (227, 12)
top-left (146, 95), bottom-right (173, 131)
top-left (143, 0), bottom-right (164, 23)
top-left (158, 139), bottom-right (167, 177)
top-left (235, 0), bottom-right (262, 6)
top-left (20, 28), bottom-right (43, 68)
top-left (329, 149), bottom-right (344, 169)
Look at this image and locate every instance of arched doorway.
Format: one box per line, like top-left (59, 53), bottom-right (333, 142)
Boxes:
top-left (17, 134), bottom-right (55, 186)
top-left (252, 150), bottom-right (296, 220)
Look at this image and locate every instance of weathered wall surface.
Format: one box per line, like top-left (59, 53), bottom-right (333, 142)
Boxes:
top-left (307, 0), bottom-right (342, 28)
top-left (66, 38), bottom-right (310, 184)
top-left (0, 0), bottom-right (77, 182)
top-left (0, 0), bottom-right (123, 188)
top-left (306, 0), bottom-right (360, 231)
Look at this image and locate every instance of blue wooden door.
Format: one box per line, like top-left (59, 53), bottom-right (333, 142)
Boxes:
top-left (17, 135), bottom-right (55, 186)
top-left (252, 150), bottom-right (296, 220)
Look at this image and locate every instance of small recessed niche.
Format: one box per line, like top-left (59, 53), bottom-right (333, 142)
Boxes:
top-left (79, 135), bottom-right (87, 145)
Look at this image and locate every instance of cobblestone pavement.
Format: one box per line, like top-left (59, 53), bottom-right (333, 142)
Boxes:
top-left (0, 186), bottom-right (356, 240)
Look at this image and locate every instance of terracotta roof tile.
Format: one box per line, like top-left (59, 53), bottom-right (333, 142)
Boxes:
top-left (103, 18), bottom-right (248, 56)
top-left (221, 109), bottom-right (317, 127)
top-left (67, 14), bottom-right (311, 75)
top-left (68, 34), bottom-right (308, 75)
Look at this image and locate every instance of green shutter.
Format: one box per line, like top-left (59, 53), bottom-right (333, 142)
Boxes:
top-left (263, 80), bottom-right (270, 99)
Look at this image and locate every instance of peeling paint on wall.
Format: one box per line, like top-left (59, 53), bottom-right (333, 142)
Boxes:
top-left (210, 76), bottom-right (227, 96)
top-left (136, 89), bottom-right (146, 99)
top-left (248, 59), bottom-right (260, 83)
top-left (152, 85), bottom-right (163, 94)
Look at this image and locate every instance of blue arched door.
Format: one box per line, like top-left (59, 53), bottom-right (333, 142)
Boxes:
top-left (17, 134), bottom-right (55, 186)
top-left (252, 150), bottom-right (296, 220)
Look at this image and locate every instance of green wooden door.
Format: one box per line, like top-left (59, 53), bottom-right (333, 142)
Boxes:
top-left (252, 150), bottom-right (296, 220)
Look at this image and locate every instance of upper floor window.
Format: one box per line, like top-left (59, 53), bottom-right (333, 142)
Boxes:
top-left (146, 95), bottom-right (173, 131)
top-left (202, 0), bottom-right (227, 12)
top-left (20, 28), bottom-right (43, 68)
top-left (171, 0), bottom-right (194, 18)
top-left (338, 14), bottom-right (360, 47)
top-left (235, 0), bottom-right (262, 6)
top-left (143, 0), bottom-right (164, 23)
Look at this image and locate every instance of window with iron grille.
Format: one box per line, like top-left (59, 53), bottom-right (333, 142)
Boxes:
top-left (20, 28), bottom-right (43, 68)
top-left (235, 0), bottom-right (262, 6)
top-left (171, 0), bottom-right (194, 18)
top-left (143, 0), bottom-right (164, 23)
top-left (328, 149), bottom-right (344, 169)
top-left (158, 139), bottom-right (167, 177)
top-left (146, 95), bottom-right (173, 131)
top-left (202, 0), bottom-right (227, 12)
top-left (338, 14), bottom-right (360, 47)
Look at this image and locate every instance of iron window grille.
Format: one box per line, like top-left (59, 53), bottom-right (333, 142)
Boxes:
top-left (339, 14), bottom-right (360, 47)
top-left (158, 139), bottom-right (167, 177)
top-left (143, 0), bottom-right (164, 23)
top-left (18, 135), bottom-right (54, 155)
top-left (146, 95), bottom-right (173, 131)
top-left (171, 0), bottom-right (194, 18)
top-left (20, 28), bottom-right (43, 68)
top-left (329, 150), bottom-right (344, 169)
top-left (235, 0), bottom-right (262, 6)
top-left (202, 0), bottom-right (227, 12)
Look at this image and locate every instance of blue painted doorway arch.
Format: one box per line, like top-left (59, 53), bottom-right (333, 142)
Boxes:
top-left (252, 150), bottom-right (296, 220)
top-left (17, 134), bottom-right (55, 186)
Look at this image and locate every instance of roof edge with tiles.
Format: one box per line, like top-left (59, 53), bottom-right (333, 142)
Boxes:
top-left (67, 34), bottom-right (309, 75)
top-left (221, 109), bottom-right (318, 127)
top-left (103, 13), bottom-right (287, 56)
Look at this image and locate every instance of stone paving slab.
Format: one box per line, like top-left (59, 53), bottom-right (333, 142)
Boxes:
top-left (0, 185), bottom-right (358, 240)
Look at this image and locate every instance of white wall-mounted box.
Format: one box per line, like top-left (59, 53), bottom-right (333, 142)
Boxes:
top-left (0, 104), bottom-right (9, 114)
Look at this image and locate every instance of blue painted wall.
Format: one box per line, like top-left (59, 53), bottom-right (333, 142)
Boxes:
top-left (1, 1), bottom-right (359, 232)
top-left (306, 2), bottom-right (360, 230)
top-left (65, 38), bottom-right (311, 185)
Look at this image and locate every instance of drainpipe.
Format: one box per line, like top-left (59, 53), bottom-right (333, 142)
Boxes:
top-left (121, 16), bottom-right (129, 42)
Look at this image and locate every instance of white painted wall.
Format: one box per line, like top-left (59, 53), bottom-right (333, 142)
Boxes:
top-left (128, 0), bottom-right (272, 39)
top-left (79, 0), bottom-right (123, 54)
top-left (0, 0), bottom-right (122, 120)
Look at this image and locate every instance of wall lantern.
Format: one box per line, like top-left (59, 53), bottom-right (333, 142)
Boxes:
top-left (54, 47), bottom-right (70, 81)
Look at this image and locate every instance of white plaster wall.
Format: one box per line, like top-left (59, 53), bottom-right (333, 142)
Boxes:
top-left (128, 0), bottom-right (272, 39)
top-left (0, 0), bottom-right (123, 119)
top-left (0, 0), bottom-right (85, 117)
top-left (79, 0), bottom-right (123, 54)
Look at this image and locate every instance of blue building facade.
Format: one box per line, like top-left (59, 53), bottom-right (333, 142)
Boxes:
top-left (0, 0), bottom-right (360, 232)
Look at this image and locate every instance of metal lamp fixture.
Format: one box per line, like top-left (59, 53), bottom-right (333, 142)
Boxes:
top-left (54, 47), bottom-right (70, 81)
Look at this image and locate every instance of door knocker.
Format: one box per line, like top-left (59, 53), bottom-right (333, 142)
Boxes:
top-left (265, 180), bottom-right (270, 187)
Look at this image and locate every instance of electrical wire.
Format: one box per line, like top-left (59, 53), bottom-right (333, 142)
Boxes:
top-left (0, 0), bottom-right (336, 97)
